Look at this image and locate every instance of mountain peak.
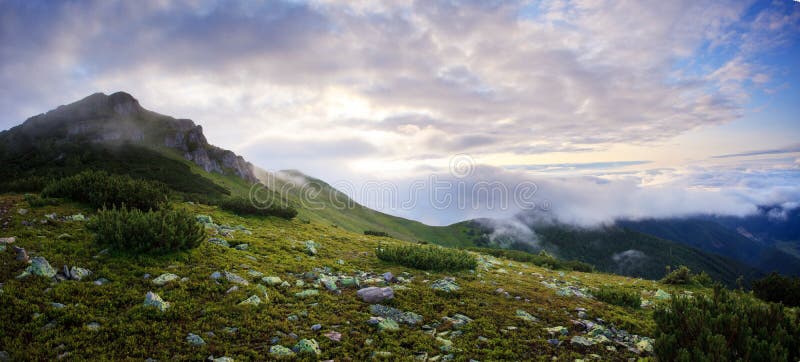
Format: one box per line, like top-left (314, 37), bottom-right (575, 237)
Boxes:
top-left (5, 92), bottom-right (257, 182)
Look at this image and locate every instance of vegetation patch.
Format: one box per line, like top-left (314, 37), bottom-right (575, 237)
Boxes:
top-left (217, 196), bottom-right (297, 220)
top-left (654, 285), bottom-right (800, 361)
top-left (594, 286), bottom-right (641, 309)
top-left (752, 272), bottom-right (800, 307)
top-left (364, 230), bottom-right (389, 237)
top-left (660, 265), bottom-right (713, 286)
top-left (42, 170), bottom-right (169, 211)
top-left (88, 205), bottom-right (205, 253)
top-left (377, 243), bottom-right (477, 271)
top-left (468, 247), bottom-right (594, 272)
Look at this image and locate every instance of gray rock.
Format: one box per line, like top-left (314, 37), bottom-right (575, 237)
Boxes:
top-left (304, 240), bottom-right (318, 255)
top-left (238, 295), bottom-right (262, 306)
top-left (368, 317), bottom-right (400, 331)
top-left (226, 286), bottom-right (239, 294)
top-left (269, 345), bottom-right (294, 357)
top-left (20, 256), bottom-right (56, 278)
top-left (152, 273), bottom-right (179, 286)
top-left (143, 291), bottom-right (170, 312)
top-left (383, 272), bottom-right (395, 283)
top-left (295, 289), bottom-right (319, 298)
top-left (86, 322), bottom-right (100, 331)
top-left (224, 271), bottom-right (249, 285)
top-left (208, 238), bottom-right (229, 247)
top-left (430, 279), bottom-right (460, 293)
top-left (210, 271), bottom-right (222, 280)
top-left (234, 243), bottom-right (249, 250)
top-left (261, 276), bottom-right (282, 285)
top-left (14, 246), bottom-right (29, 263)
top-left (311, 324), bottom-right (322, 331)
top-left (0, 237), bottom-right (15, 244)
top-left (69, 267), bottom-right (92, 281)
top-left (357, 287), bottom-right (394, 303)
top-left (570, 336), bottom-right (594, 348)
top-left (293, 339), bottom-right (321, 355)
top-left (369, 304), bottom-right (423, 325)
top-left (324, 331), bottom-right (342, 342)
top-left (186, 333), bottom-right (205, 346)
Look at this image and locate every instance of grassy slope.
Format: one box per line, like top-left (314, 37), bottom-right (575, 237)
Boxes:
top-left (1, 193), bottom-right (695, 361)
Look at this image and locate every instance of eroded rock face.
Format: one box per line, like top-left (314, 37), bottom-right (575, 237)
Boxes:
top-left (10, 91), bottom-right (257, 182)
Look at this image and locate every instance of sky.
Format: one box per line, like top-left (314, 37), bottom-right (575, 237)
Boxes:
top-left (1, 0), bottom-right (799, 225)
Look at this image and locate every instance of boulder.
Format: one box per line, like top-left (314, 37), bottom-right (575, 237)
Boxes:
top-left (369, 304), bottom-right (423, 325)
top-left (224, 271), bottom-right (249, 285)
top-left (430, 279), bottom-right (460, 293)
top-left (269, 345), bottom-right (294, 357)
top-left (570, 336), bottom-right (594, 348)
top-left (261, 276), bottom-right (283, 286)
top-left (367, 317), bottom-right (399, 332)
top-left (293, 339), bottom-right (320, 356)
top-left (186, 333), bottom-right (205, 346)
top-left (208, 238), bottom-right (230, 247)
top-left (295, 289), bottom-right (319, 298)
top-left (152, 273), bottom-right (179, 286)
top-left (357, 287), bottom-right (394, 303)
top-left (21, 256), bottom-right (56, 278)
top-left (0, 237), bottom-right (15, 244)
top-left (515, 309), bottom-right (538, 322)
top-left (238, 295), bottom-right (262, 306)
top-left (69, 267), bottom-right (92, 281)
top-left (304, 240), bottom-right (318, 256)
top-left (143, 291), bottom-right (170, 312)
top-left (14, 246), bottom-right (29, 263)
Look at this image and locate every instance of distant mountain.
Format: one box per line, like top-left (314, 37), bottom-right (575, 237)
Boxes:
top-left (617, 212), bottom-right (800, 276)
top-left (444, 219), bottom-right (763, 287)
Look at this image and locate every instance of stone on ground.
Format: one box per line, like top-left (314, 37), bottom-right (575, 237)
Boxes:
top-left (357, 287), bottom-right (394, 303)
top-left (151, 273), bottom-right (179, 286)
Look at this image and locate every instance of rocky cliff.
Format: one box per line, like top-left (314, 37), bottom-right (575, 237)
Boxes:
top-left (5, 92), bottom-right (257, 182)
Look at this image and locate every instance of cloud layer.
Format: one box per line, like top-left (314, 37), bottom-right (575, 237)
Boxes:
top-left (1, 0), bottom-right (798, 225)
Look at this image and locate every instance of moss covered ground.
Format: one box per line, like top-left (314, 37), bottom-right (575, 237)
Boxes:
top-left (0, 193), bottom-right (711, 361)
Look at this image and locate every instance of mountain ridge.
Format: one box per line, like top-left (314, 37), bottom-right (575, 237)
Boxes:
top-left (3, 91), bottom-right (256, 182)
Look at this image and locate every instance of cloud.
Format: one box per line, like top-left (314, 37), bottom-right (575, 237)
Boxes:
top-left (713, 143), bottom-right (800, 158)
top-left (2, 0), bottom-right (796, 161)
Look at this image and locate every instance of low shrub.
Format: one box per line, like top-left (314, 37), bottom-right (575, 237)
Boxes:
top-left (467, 247), bottom-right (595, 272)
top-left (42, 170), bottom-right (168, 210)
top-left (594, 287), bottom-right (641, 309)
top-left (217, 196), bottom-right (297, 220)
top-left (654, 285), bottom-right (800, 361)
top-left (377, 243), bottom-right (478, 271)
top-left (23, 193), bottom-right (59, 207)
top-left (661, 265), bottom-right (714, 286)
top-left (88, 206), bottom-right (205, 253)
top-left (752, 272), bottom-right (800, 307)
top-left (364, 230), bottom-right (389, 237)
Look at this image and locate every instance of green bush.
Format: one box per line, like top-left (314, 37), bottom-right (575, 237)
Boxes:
top-left (364, 230), bottom-right (389, 237)
top-left (23, 193), bottom-right (59, 207)
top-left (752, 273), bottom-right (800, 307)
top-left (377, 243), bottom-right (478, 271)
top-left (217, 196), bottom-right (297, 220)
top-left (42, 170), bottom-right (168, 210)
top-left (88, 206), bottom-right (205, 253)
top-left (661, 265), bottom-right (715, 286)
top-left (654, 285), bottom-right (800, 361)
top-left (467, 247), bottom-right (594, 272)
top-left (594, 287), bottom-right (641, 309)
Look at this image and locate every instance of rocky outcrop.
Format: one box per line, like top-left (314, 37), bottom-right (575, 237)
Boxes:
top-left (8, 91), bottom-right (257, 182)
